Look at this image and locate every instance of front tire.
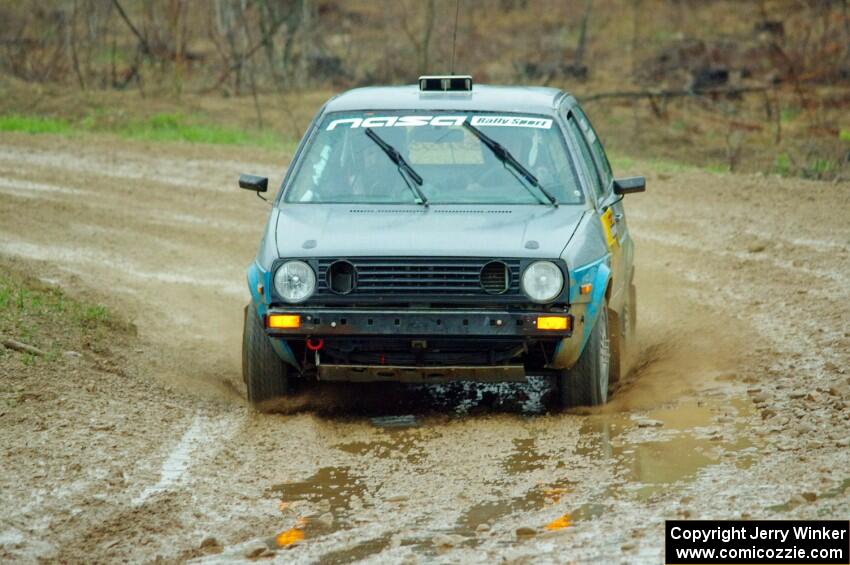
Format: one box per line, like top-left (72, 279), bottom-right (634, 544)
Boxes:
top-left (243, 304), bottom-right (290, 409)
top-left (557, 303), bottom-right (610, 408)
top-left (609, 286), bottom-right (634, 386)
top-left (627, 283), bottom-right (637, 337)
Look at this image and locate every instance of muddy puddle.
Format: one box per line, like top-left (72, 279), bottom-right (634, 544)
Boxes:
top-left (767, 478), bottom-right (850, 514)
top-left (579, 397), bottom-right (758, 497)
top-left (247, 386), bottom-right (761, 559)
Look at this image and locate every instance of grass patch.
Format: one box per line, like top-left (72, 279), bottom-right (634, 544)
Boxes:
top-left (80, 304), bottom-right (110, 324)
top-left (780, 107), bottom-right (801, 123)
top-left (773, 153), bottom-right (839, 179)
top-left (118, 112), bottom-right (289, 148)
top-left (0, 111), bottom-right (294, 150)
top-left (773, 153), bottom-right (792, 177)
top-left (802, 158), bottom-right (833, 179)
top-left (0, 114), bottom-right (71, 134)
top-left (704, 163), bottom-right (728, 174)
top-left (840, 129), bottom-right (850, 143)
top-left (0, 265), bottom-right (132, 361)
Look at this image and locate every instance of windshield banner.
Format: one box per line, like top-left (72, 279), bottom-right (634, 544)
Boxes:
top-left (326, 115), bottom-right (553, 130)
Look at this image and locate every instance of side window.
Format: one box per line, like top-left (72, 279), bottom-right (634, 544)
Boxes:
top-left (565, 113), bottom-right (604, 202)
top-left (573, 106), bottom-right (613, 191)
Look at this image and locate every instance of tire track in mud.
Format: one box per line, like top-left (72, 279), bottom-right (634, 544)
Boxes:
top-left (46, 410), bottom-right (245, 562)
top-left (0, 141), bottom-right (278, 194)
top-left (0, 136), bottom-right (276, 401)
top-left (133, 413), bottom-right (243, 506)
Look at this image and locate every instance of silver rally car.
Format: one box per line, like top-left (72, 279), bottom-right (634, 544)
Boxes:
top-left (239, 75), bottom-right (645, 410)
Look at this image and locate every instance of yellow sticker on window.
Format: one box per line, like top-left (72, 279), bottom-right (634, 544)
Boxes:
top-left (408, 128), bottom-right (484, 165)
top-left (408, 140), bottom-right (484, 165)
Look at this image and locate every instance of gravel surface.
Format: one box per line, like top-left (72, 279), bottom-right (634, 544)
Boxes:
top-left (0, 133), bottom-right (848, 563)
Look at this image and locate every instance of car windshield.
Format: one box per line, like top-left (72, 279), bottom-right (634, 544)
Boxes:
top-left (284, 111), bottom-right (584, 205)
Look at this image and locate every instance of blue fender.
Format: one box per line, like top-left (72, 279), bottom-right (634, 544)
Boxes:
top-left (581, 262), bottom-right (610, 350)
top-left (246, 262), bottom-right (299, 369)
top-left (552, 259), bottom-right (610, 369)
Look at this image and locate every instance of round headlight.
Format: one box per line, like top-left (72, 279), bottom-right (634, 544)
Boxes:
top-left (274, 260), bottom-right (316, 303)
top-left (521, 261), bottom-right (564, 303)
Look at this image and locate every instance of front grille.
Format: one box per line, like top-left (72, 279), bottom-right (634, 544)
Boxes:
top-left (316, 257), bottom-right (522, 296)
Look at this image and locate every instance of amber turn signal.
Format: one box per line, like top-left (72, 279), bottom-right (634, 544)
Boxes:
top-left (537, 315), bottom-right (570, 331)
top-left (580, 283), bottom-right (592, 295)
top-left (267, 314), bottom-right (301, 329)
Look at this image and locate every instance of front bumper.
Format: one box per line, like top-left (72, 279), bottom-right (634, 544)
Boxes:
top-left (264, 308), bottom-right (573, 338)
top-left (317, 363), bottom-right (527, 383)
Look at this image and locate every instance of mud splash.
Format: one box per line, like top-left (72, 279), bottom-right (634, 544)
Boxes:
top-left (256, 377), bottom-right (553, 417)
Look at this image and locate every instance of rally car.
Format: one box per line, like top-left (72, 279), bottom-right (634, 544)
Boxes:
top-left (239, 75), bottom-right (645, 410)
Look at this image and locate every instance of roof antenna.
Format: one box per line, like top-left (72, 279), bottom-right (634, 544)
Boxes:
top-left (450, 0), bottom-right (460, 75)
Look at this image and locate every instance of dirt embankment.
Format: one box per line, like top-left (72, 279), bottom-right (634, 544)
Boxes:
top-left (0, 132), bottom-right (848, 563)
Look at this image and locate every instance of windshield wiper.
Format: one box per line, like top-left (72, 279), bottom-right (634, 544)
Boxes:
top-left (364, 128), bottom-right (429, 206)
top-left (462, 122), bottom-right (558, 207)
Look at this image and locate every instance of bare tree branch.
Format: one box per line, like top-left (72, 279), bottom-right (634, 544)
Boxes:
top-left (582, 85), bottom-right (770, 102)
top-left (204, 0), bottom-right (290, 94)
top-left (112, 0), bottom-right (152, 56)
top-left (574, 0), bottom-right (592, 67)
top-left (2, 338), bottom-right (45, 356)
top-left (70, 0), bottom-right (86, 90)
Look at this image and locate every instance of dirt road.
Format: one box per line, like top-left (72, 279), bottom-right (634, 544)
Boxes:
top-left (1, 132), bottom-right (848, 563)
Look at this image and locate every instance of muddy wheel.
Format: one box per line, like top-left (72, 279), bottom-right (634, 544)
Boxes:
top-left (557, 304), bottom-right (610, 408)
top-left (242, 304), bottom-right (289, 409)
top-left (610, 286), bottom-right (634, 385)
top-left (628, 283), bottom-right (637, 336)
top-left (608, 307), bottom-right (623, 386)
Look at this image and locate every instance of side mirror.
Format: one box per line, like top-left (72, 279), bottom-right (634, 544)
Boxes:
top-left (613, 176), bottom-right (646, 195)
top-left (239, 174), bottom-right (268, 193)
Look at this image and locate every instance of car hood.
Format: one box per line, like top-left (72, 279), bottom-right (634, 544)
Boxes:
top-left (275, 204), bottom-right (586, 258)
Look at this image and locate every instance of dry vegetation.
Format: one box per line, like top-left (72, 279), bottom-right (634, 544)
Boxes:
top-left (1, 0), bottom-right (850, 179)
